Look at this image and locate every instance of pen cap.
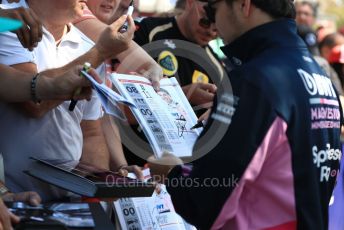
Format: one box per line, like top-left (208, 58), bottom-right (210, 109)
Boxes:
top-left (83, 62), bottom-right (91, 70)
top-left (127, 0), bottom-right (134, 15)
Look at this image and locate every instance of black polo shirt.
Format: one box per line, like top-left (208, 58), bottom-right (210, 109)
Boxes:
top-left (134, 17), bottom-right (223, 86)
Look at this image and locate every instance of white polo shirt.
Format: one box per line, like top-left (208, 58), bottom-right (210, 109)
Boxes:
top-left (0, 1), bottom-right (103, 201)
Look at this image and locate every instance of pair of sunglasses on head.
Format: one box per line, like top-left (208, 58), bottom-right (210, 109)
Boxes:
top-left (198, 0), bottom-right (223, 28)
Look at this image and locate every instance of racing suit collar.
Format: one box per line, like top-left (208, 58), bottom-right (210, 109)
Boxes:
top-left (221, 19), bottom-right (306, 67)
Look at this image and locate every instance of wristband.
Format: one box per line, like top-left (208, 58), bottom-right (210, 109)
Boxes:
top-left (31, 73), bottom-right (41, 104)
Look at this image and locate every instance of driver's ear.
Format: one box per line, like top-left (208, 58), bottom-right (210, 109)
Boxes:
top-left (241, 0), bottom-right (252, 17)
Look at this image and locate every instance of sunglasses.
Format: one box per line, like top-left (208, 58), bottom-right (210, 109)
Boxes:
top-left (195, 1), bottom-right (215, 29)
top-left (199, 17), bottom-right (212, 29)
top-left (203, 0), bottom-right (224, 23)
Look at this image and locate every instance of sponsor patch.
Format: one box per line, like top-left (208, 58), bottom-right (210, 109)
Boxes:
top-left (192, 70), bottom-right (209, 83)
top-left (158, 50), bottom-right (178, 77)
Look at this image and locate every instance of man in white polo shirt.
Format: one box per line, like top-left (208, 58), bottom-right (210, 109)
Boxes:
top-left (0, 0), bottom-right (136, 201)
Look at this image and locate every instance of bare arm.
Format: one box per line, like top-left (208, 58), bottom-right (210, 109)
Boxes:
top-left (0, 64), bottom-right (33, 102)
top-left (74, 16), bottom-right (106, 42)
top-left (116, 41), bottom-right (163, 90)
top-left (9, 62), bottom-right (64, 118)
top-left (5, 16), bottom-right (134, 117)
top-left (74, 17), bottom-right (162, 89)
top-left (101, 106), bottom-right (143, 179)
top-left (101, 115), bottom-right (127, 170)
top-left (45, 15), bottom-right (135, 77)
top-left (38, 67), bottom-right (101, 101)
top-left (0, 64), bottom-right (100, 103)
top-left (80, 119), bottom-right (110, 169)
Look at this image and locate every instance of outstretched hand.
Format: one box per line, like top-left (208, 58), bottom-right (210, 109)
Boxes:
top-left (95, 15), bottom-right (135, 60)
top-left (0, 7), bottom-right (42, 51)
top-left (138, 60), bottom-right (163, 91)
top-left (117, 165), bottom-right (144, 181)
top-left (39, 66), bottom-right (102, 101)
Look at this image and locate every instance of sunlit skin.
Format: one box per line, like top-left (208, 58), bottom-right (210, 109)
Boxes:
top-left (212, 0), bottom-right (243, 45)
top-left (26, 0), bottom-right (89, 42)
top-left (27, 0), bottom-right (87, 23)
top-left (87, 0), bottom-right (119, 24)
top-left (110, 0), bottom-right (139, 22)
top-left (177, 0), bottom-right (217, 47)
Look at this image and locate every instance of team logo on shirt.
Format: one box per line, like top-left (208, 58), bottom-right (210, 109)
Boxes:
top-left (313, 144), bottom-right (341, 182)
top-left (297, 69), bottom-right (336, 98)
top-left (192, 70), bottom-right (209, 83)
top-left (158, 50), bottom-right (178, 77)
top-left (298, 68), bottom-right (341, 130)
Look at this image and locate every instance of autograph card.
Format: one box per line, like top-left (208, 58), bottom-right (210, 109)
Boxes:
top-left (111, 74), bottom-right (201, 158)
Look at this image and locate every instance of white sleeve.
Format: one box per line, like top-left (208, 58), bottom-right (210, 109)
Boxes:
top-left (0, 31), bottom-right (35, 66)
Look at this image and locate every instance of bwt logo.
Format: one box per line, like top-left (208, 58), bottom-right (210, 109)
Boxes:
top-left (298, 69), bottom-right (336, 98)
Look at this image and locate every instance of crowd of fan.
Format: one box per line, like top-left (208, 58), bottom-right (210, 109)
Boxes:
top-left (0, 0), bottom-right (342, 229)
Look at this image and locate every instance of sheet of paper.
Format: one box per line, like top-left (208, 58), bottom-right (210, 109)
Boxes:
top-left (114, 185), bottom-right (196, 230)
top-left (81, 70), bottom-right (135, 120)
top-left (111, 74), bottom-right (202, 158)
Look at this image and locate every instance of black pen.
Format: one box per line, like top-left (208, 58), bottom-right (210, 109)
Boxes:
top-left (69, 62), bottom-right (91, 111)
top-left (190, 121), bottom-right (205, 130)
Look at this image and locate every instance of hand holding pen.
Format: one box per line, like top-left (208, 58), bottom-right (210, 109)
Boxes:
top-left (69, 62), bottom-right (91, 111)
top-left (95, 14), bottom-right (135, 60)
top-left (191, 109), bottom-right (211, 130)
top-left (190, 120), bottom-right (205, 130)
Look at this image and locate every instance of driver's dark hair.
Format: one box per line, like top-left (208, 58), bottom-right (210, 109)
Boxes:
top-left (225, 0), bottom-right (296, 19)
